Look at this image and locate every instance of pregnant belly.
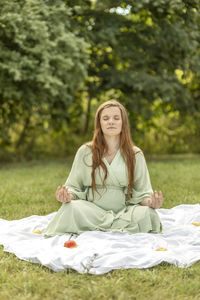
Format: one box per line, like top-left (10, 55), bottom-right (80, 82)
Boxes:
top-left (87, 187), bottom-right (126, 213)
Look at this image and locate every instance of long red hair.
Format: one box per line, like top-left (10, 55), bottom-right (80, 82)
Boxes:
top-left (88, 99), bottom-right (136, 199)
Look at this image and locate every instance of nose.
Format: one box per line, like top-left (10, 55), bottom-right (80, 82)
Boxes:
top-left (108, 118), bottom-right (114, 124)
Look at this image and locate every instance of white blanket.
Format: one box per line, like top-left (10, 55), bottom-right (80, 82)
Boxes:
top-left (1, 204), bottom-right (200, 275)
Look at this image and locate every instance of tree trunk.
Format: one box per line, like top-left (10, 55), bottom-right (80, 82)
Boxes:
top-left (83, 96), bottom-right (92, 135)
top-left (16, 115), bottom-right (30, 149)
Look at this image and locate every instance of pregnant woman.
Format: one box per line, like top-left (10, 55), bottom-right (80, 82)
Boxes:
top-left (45, 99), bottom-right (163, 236)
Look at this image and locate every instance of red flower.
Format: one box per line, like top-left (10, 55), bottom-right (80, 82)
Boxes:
top-left (64, 240), bottom-right (77, 248)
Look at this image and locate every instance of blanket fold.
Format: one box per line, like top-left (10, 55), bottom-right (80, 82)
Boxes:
top-left (0, 204), bottom-right (200, 274)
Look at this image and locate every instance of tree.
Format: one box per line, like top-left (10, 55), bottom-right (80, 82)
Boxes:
top-left (0, 0), bottom-right (89, 150)
top-left (65, 0), bottom-right (200, 135)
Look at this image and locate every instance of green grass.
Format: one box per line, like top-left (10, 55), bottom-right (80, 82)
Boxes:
top-left (0, 154), bottom-right (200, 300)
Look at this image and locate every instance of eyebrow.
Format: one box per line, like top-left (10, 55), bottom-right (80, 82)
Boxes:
top-left (102, 114), bottom-right (120, 117)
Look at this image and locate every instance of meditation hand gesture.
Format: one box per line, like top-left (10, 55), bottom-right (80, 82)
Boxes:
top-left (141, 191), bottom-right (163, 209)
top-left (56, 185), bottom-right (74, 203)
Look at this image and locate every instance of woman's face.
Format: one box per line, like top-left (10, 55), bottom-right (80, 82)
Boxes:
top-left (100, 106), bottom-right (122, 137)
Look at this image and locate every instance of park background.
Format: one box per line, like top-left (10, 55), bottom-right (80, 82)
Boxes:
top-left (0, 0), bottom-right (200, 161)
top-left (0, 1), bottom-right (200, 300)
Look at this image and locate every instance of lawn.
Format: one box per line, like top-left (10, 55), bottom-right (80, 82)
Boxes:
top-left (0, 154), bottom-right (200, 300)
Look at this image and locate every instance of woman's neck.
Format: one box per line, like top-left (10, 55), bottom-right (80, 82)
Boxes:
top-left (104, 135), bottom-right (120, 153)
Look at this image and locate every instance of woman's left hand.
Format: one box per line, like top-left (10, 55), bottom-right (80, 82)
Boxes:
top-left (141, 191), bottom-right (163, 209)
top-left (150, 191), bottom-right (163, 209)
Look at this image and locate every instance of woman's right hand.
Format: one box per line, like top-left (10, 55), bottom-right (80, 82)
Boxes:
top-left (56, 185), bottom-right (73, 203)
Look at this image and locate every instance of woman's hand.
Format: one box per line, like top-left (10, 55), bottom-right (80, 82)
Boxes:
top-left (141, 191), bottom-right (163, 209)
top-left (56, 185), bottom-right (74, 203)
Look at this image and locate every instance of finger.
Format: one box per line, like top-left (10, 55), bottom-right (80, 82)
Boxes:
top-left (151, 191), bottom-right (159, 209)
top-left (152, 199), bottom-right (157, 209)
top-left (151, 192), bottom-right (156, 201)
top-left (62, 187), bottom-right (66, 202)
top-left (154, 190), bottom-right (159, 199)
top-left (148, 198), bottom-right (154, 208)
top-left (57, 191), bottom-right (63, 202)
top-left (63, 186), bottom-right (72, 202)
top-left (152, 191), bottom-right (157, 200)
top-left (61, 186), bottom-right (71, 202)
top-left (62, 185), bottom-right (68, 191)
top-left (150, 192), bottom-right (156, 208)
top-left (148, 196), bottom-right (155, 209)
top-left (56, 187), bottom-right (62, 201)
top-left (63, 188), bottom-right (70, 202)
top-left (57, 195), bottom-right (63, 202)
top-left (157, 191), bottom-right (163, 203)
top-left (60, 186), bottom-right (66, 201)
top-left (56, 186), bottom-right (61, 195)
top-left (155, 191), bottom-right (161, 208)
top-left (155, 191), bottom-right (163, 208)
top-left (158, 197), bottom-right (163, 208)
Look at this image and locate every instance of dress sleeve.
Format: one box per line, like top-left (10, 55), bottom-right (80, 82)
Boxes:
top-left (129, 151), bottom-right (153, 205)
top-left (64, 145), bottom-right (88, 200)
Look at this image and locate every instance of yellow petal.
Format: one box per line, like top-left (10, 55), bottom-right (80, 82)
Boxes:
top-left (156, 247), bottom-right (167, 251)
top-left (32, 229), bottom-right (42, 234)
top-left (192, 222), bottom-right (200, 226)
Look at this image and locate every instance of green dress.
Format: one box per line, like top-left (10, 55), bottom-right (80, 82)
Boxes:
top-left (44, 145), bottom-right (162, 236)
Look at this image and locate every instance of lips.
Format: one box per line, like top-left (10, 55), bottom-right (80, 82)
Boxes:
top-left (107, 127), bottom-right (116, 129)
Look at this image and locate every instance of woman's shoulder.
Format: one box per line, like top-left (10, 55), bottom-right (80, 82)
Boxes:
top-left (133, 145), bottom-right (143, 155)
top-left (74, 143), bottom-right (92, 165)
top-left (76, 143), bottom-right (92, 156)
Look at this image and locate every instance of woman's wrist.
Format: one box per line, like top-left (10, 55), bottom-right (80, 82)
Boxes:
top-left (140, 198), bottom-right (152, 207)
top-left (69, 193), bottom-right (75, 200)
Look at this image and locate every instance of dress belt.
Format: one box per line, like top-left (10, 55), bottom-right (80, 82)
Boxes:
top-left (95, 184), bottom-right (124, 191)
